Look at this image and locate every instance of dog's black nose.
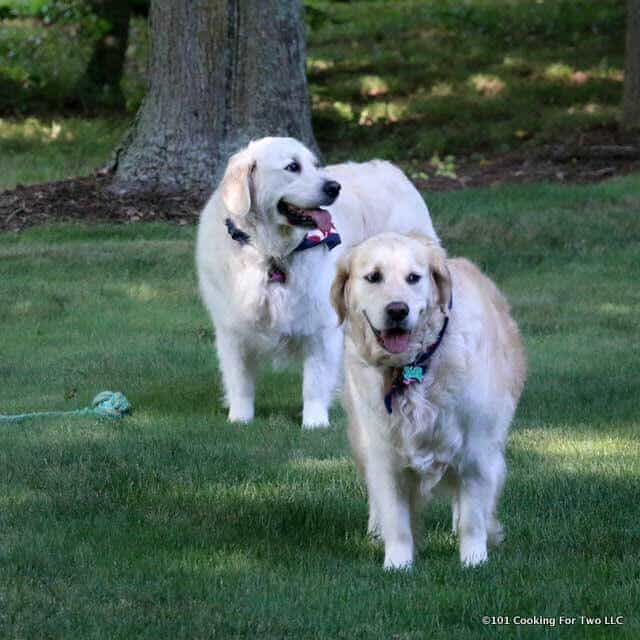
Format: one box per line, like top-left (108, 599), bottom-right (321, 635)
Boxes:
top-left (323, 180), bottom-right (341, 200)
top-left (386, 301), bottom-right (409, 322)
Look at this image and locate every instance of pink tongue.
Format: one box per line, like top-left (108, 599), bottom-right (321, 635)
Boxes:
top-left (381, 331), bottom-right (410, 354)
top-left (306, 209), bottom-right (333, 235)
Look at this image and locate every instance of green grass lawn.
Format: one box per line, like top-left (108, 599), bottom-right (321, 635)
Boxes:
top-left (308, 0), bottom-right (625, 162)
top-left (1, 176), bottom-right (639, 638)
top-left (0, 117), bottom-right (128, 190)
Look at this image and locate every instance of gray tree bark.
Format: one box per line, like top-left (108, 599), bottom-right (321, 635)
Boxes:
top-left (113, 0), bottom-right (317, 191)
top-left (623, 0), bottom-right (640, 129)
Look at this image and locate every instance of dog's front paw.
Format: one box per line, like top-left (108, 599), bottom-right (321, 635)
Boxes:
top-left (302, 402), bottom-right (330, 429)
top-left (228, 411), bottom-right (254, 424)
top-left (460, 539), bottom-right (488, 567)
top-left (227, 398), bottom-right (254, 424)
top-left (383, 544), bottom-right (413, 570)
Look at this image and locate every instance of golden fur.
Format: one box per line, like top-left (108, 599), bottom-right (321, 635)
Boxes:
top-left (332, 232), bottom-right (525, 568)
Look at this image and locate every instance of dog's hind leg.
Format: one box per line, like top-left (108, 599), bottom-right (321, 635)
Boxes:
top-left (215, 327), bottom-right (256, 424)
top-left (301, 327), bottom-right (342, 429)
top-left (486, 452), bottom-right (506, 548)
top-left (457, 450), bottom-right (507, 566)
top-left (409, 472), bottom-right (427, 550)
top-left (451, 494), bottom-right (460, 536)
top-left (367, 491), bottom-right (383, 543)
top-left (457, 474), bottom-right (490, 567)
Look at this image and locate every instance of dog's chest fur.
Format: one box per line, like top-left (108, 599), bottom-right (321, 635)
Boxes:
top-left (350, 356), bottom-right (463, 489)
top-left (234, 246), bottom-right (338, 337)
top-left (390, 378), bottom-right (463, 488)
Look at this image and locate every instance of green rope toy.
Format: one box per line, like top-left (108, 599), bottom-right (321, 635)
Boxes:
top-left (0, 391), bottom-right (130, 424)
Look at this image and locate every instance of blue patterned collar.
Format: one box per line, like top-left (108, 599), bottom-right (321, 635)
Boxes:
top-left (225, 218), bottom-right (341, 254)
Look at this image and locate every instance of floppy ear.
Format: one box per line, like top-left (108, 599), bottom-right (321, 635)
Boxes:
top-left (330, 253), bottom-right (352, 325)
top-left (430, 248), bottom-right (452, 314)
top-left (409, 233), bottom-right (451, 314)
top-left (220, 151), bottom-right (255, 217)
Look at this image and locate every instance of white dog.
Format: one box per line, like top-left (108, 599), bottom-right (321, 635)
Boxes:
top-left (330, 233), bottom-right (525, 568)
top-left (196, 137), bottom-right (438, 428)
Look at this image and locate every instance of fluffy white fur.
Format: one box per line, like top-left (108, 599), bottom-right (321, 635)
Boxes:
top-left (196, 137), bottom-right (438, 428)
top-left (331, 232), bottom-right (526, 568)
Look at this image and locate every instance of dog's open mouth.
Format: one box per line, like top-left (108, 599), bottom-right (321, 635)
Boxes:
top-left (378, 328), bottom-right (412, 354)
top-left (278, 200), bottom-right (333, 234)
top-left (364, 311), bottom-right (412, 354)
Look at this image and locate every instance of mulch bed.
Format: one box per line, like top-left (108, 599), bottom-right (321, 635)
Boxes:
top-left (419, 143), bottom-right (640, 192)
top-left (2, 127), bottom-right (639, 233)
top-left (0, 175), bottom-right (208, 233)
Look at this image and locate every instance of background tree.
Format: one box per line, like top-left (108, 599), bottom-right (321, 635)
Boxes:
top-left (623, 0), bottom-right (640, 129)
top-left (113, 0), bottom-right (317, 191)
top-left (76, 0), bottom-right (149, 109)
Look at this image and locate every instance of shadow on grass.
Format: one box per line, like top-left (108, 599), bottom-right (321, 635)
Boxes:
top-left (3, 422), bottom-right (638, 576)
top-left (132, 365), bottom-right (308, 425)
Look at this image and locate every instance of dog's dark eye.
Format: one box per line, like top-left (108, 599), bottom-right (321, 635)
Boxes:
top-left (406, 273), bottom-right (421, 284)
top-left (365, 271), bottom-right (382, 284)
top-left (285, 161), bottom-right (301, 173)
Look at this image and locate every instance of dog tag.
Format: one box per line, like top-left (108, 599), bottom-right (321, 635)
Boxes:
top-left (402, 366), bottom-right (423, 383)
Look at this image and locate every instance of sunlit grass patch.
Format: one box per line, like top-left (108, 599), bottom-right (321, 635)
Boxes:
top-left (287, 456), bottom-right (353, 475)
top-left (598, 302), bottom-right (635, 316)
top-left (513, 429), bottom-right (640, 468)
top-left (0, 116), bottom-right (68, 142)
top-left (0, 116), bottom-right (128, 188)
top-left (430, 81), bottom-right (454, 97)
top-left (170, 549), bottom-right (260, 573)
top-left (308, 0), bottom-right (625, 160)
top-left (468, 73), bottom-right (506, 97)
top-left (358, 99), bottom-right (407, 126)
top-left (307, 56), bottom-right (335, 73)
top-left (359, 74), bottom-right (390, 97)
top-left (544, 62), bottom-right (576, 81)
top-left (124, 282), bottom-right (162, 303)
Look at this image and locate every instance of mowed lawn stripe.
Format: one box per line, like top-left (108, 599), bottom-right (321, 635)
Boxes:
top-left (0, 176), bottom-right (639, 639)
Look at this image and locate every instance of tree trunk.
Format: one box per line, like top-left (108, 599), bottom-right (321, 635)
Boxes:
top-left (623, 0), bottom-right (640, 129)
top-left (113, 0), bottom-right (317, 191)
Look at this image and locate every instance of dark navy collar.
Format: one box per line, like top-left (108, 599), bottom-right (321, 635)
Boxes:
top-left (224, 217), bottom-right (341, 254)
top-left (225, 218), bottom-right (250, 245)
top-left (383, 292), bottom-right (453, 414)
